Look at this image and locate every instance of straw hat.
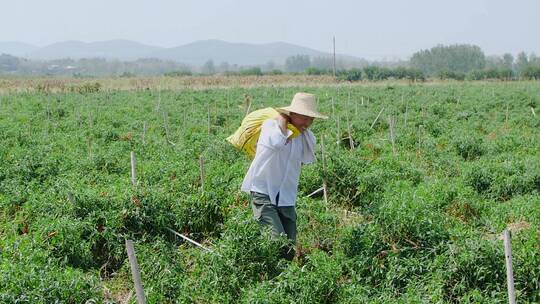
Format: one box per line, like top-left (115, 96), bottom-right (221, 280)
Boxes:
top-left (276, 92), bottom-right (328, 119)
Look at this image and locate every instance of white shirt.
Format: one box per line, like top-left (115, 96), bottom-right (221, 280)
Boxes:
top-left (241, 119), bottom-right (316, 207)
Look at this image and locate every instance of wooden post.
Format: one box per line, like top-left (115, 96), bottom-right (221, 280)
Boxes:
top-left (131, 151), bottom-right (137, 187)
top-left (503, 229), bottom-right (516, 304)
top-left (388, 115), bottom-right (396, 155)
top-left (322, 181), bottom-right (329, 211)
top-left (199, 155), bottom-right (205, 191)
top-left (346, 112), bottom-right (354, 149)
top-left (370, 107), bottom-right (385, 129)
top-left (125, 240), bottom-right (145, 304)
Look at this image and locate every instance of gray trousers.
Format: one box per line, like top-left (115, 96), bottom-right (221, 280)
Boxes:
top-left (250, 191), bottom-right (297, 244)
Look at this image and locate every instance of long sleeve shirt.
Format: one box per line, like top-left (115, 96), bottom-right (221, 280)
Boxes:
top-left (241, 119), bottom-right (316, 207)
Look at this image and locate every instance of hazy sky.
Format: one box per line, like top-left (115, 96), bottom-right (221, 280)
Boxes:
top-left (1, 0), bottom-right (539, 60)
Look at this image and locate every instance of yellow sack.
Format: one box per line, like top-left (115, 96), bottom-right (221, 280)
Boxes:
top-left (227, 107), bottom-right (301, 158)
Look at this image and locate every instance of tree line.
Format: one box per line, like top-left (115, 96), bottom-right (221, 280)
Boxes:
top-left (1, 44), bottom-right (540, 80)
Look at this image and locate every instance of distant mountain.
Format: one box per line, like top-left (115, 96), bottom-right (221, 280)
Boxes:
top-left (27, 39), bottom-right (162, 60)
top-left (150, 39), bottom-right (330, 65)
top-left (0, 42), bottom-right (39, 57)
top-left (0, 39), bottom-right (351, 65)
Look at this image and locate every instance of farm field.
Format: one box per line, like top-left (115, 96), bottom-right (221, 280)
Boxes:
top-left (1, 79), bottom-right (539, 303)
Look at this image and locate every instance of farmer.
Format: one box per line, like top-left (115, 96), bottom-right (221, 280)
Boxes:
top-left (241, 92), bottom-right (328, 260)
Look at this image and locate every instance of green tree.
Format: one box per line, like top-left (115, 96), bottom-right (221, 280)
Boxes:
top-left (516, 52), bottom-right (529, 75)
top-left (202, 59), bottom-right (216, 75)
top-left (502, 53), bottom-right (514, 70)
top-left (410, 44), bottom-right (486, 76)
top-left (285, 55), bottom-right (310, 73)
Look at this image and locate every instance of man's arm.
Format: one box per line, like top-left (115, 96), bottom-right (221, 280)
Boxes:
top-left (258, 116), bottom-right (293, 150)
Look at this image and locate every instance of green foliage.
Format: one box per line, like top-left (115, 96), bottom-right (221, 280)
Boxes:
top-left (411, 44), bottom-right (486, 76)
top-left (164, 70), bottom-right (193, 76)
top-left (1, 82), bottom-right (539, 302)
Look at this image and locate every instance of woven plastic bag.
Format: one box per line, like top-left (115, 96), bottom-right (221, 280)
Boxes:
top-left (226, 107), bottom-right (300, 158)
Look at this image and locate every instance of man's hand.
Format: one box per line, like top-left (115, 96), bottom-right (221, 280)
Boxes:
top-left (276, 113), bottom-right (290, 136)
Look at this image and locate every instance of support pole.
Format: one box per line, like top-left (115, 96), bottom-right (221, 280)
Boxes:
top-left (503, 229), bottom-right (516, 304)
top-left (125, 240), bottom-right (145, 304)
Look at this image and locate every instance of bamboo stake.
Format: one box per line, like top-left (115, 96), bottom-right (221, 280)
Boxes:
top-left (125, 240), bottom-right (145, 304)
top-left (131, 151), bottom-right (137, 187)
top-left (370, 107), bottom-right (385, 129)
top-left (306, 187), bottom-right (324, 197)
top-left (322, 182), bottom-right (328, 205)
top-left (503, 230), bottom-right (516, 304)
top-left (166, 227), bottom-right (215, 253)
top-left (346, 112), bottom-right (354, 149)
top-left (388, 115), bottom-right (396, 155)
top-left (199, 155), bottom-right (205, 191)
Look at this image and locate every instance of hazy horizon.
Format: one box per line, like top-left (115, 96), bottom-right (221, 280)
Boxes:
top-left (2, 0), bottom-right (540, 60)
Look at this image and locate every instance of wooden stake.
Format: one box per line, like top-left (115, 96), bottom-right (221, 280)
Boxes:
top-left (131, 151), bottom-right (137, 187)
top-left (388, 115), bottom-right (396, 155)
top-left (199, 155), bottom-right (205, 190)
top-left (503, 230), bottom-right (516, 304)
top-left (166, 228), bottom-right (215, 253)
top-left (370, 107), bottom-right (385, 129)
top-left (346, 111), bottom-right (354, 149)
top-left (323, 181), bottom-right (329, 208)
top-left (306, 187), bottom-right (324, 197)
top-left (125, 240), bottom-right (145, 304)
